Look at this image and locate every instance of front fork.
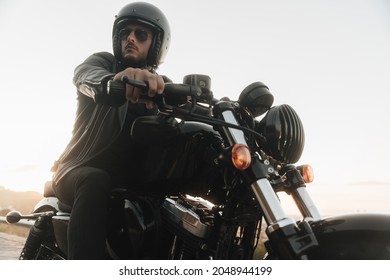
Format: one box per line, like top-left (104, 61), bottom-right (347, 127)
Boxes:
top-left (248, 159), bottom-right (319, 259)
top-left (214, 104), bottom-right (319, 259)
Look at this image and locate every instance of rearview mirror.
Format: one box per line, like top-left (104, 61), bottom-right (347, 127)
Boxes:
top-left (238, 82), bottom-right (274, 117)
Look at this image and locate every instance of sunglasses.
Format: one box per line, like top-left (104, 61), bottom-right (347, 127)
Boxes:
top-left (119, 28), bottom-right (151, 43)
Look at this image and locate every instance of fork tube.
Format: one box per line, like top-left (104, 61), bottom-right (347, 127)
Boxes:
top-left (291, 187), bottom-right (322, 221)
top-left (221, 110), bottom-right (247, 145)
top-left (251, 178), bottom-right (297, 233)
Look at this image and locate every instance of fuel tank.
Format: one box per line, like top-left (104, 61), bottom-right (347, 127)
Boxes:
top-left (307, 213), bottom-right (390, 259)
top-left (130, 116), bottom-right (222, 196)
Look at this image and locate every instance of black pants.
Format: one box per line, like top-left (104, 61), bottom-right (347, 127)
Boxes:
top-left (54, 166), bottom-right (113, 260)
top-left (53, 143), bottom-right (188, 259)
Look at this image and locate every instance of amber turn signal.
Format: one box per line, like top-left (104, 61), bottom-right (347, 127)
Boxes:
top-left (298, 164), bottom-right (314, 183)
top-left (232, 144), bottom-right (251, 170)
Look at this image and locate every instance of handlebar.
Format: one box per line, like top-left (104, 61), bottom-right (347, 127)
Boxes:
top-left (107, 75), bottom-right (267, 148)
top-left (107, 76), bottom-right (213, 108)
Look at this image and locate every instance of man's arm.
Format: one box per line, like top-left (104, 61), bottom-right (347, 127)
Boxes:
top-left (73, 52), bottom-right (118, 104)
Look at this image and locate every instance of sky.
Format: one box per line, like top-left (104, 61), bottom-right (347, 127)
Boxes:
top-left (1, 0), bottom-right (389, 214)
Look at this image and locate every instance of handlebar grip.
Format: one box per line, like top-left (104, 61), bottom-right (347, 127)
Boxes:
top-left (108, 78), bottom-right (154, 101)
top-left (107, 79), bottom-right (126, 97)
top-left (92, 79), bottom-right (127, 106)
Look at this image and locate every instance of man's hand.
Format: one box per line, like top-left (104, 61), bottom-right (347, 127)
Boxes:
top-left (114, 68), bottom-right (164, 109)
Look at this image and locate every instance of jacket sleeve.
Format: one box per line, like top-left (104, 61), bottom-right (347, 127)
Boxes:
top-left (73, 52), bottom-right (124, 105)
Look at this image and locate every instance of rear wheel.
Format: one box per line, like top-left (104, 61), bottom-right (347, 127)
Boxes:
top-left (19, 217), bottom-right (65, 260)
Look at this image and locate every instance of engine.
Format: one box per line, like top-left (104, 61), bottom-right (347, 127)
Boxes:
top-left (161, 195), bottom-right (217, 258)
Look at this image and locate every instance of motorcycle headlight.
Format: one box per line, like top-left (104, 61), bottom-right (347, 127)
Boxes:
top-left (257, 104), bottom-right (305, 163)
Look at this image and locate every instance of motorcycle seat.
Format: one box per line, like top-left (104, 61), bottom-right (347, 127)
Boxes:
top-left (42, 181), bottom-right (72, 213)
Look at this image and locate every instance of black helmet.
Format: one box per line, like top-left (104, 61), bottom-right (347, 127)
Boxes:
top-left (112, 2), bottom-right (170, 68)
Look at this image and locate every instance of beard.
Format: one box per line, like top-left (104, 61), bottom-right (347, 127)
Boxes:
top-left (120, 55), bottom-right (148, 69)
top-left (120, 43), bottom-right (150, 69)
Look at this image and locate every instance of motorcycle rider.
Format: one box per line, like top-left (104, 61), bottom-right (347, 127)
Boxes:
top-left (51, 2), bottom-right (171, 259)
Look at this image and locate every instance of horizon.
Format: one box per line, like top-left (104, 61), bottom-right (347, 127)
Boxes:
top-left (1, 181), bottom-right (389, 218)
top-left (2, 179), bottom-right (390, 192)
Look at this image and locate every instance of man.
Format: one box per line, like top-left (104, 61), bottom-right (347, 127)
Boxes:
top-left (52, 2), bottom-right (171, 259)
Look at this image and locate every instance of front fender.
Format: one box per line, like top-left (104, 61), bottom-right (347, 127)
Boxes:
top-left (307, 213), bottom-right (390, 259)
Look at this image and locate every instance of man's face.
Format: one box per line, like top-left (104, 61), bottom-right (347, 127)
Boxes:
top-left (119, 23), bottom-right (153, 66)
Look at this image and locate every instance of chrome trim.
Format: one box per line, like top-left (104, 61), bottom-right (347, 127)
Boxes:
top-left (52, 215), bottom-right (70, 221)
top-left (221, 110), bottom-right (247, 145)
top-left (162, 197), bottom-right (213, 238)
top-left (251, 178), bottom-right (297, 233)
top-left (291, 187), bottom-right (322, 221)
top-left (32, 197), bottom-right (60, 213)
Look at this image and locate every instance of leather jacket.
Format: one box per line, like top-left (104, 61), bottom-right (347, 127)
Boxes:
top-left (52, 52), bottom-right (161, 184)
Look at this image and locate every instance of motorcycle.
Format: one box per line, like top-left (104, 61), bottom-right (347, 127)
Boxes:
top-left (6, 74), bottom-right (390, 260)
